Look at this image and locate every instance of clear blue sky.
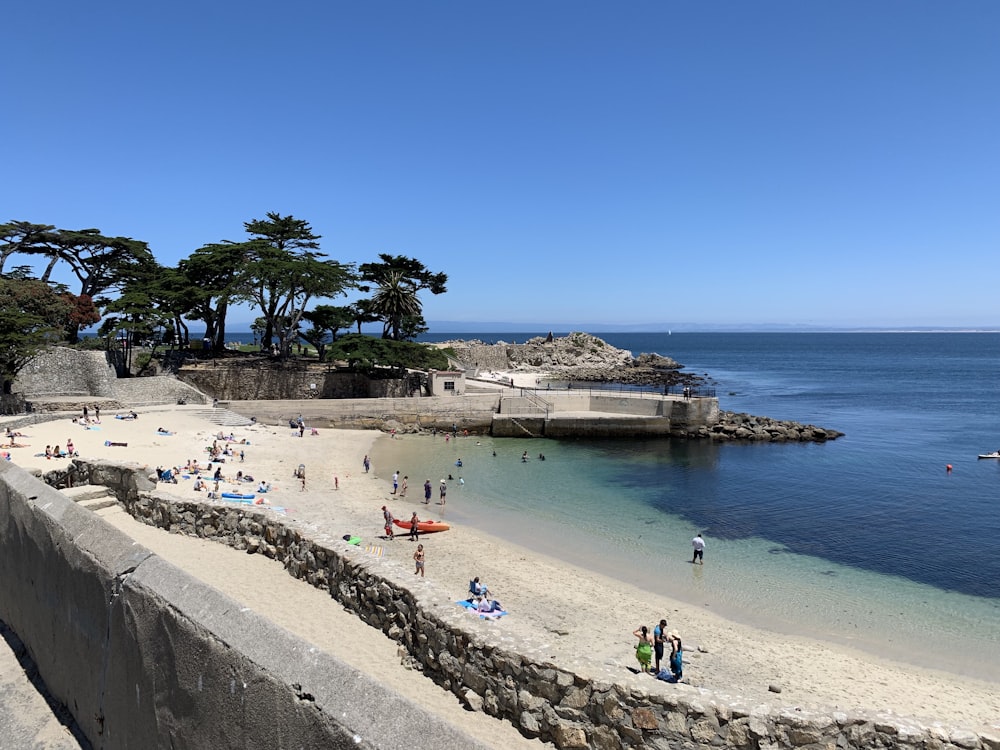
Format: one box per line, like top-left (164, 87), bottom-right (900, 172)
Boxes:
top-left (4, 1), bottom-right (999, 329)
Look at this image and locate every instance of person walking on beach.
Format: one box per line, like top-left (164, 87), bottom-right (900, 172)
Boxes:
top-left (423, 479), bottom-right (431, 504)
top-left (363, 455), bottom-right (371, 473)
top-left (409, 512), bottom-right (420, 541)
top-left (382, 506), bottom-right (394, 540)
top-left (633, 625), bottom-right (654, 673)
top-left (692, 533), bottom-right (705, 565)
top-left (391, 470), bottom-right (399, 495)
top-left (653, 618), bottom-right (668, 673)
top-left (399, 475), bottom-right (408, 498)
top-left (438, 478), bottom-right (447, 505)
top-left (94, 405), bottom-right (100, 422)
top-left (413, 544), bottom-right (425, 576)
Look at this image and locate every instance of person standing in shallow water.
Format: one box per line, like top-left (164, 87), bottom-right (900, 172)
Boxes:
top-left (691, 533), bottom-right (705, 565)
top-left (423, 479), bottom-right (432, 504)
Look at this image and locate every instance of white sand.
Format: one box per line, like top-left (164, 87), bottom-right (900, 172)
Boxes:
top-left (8, 405), bottom-right (1000, 738)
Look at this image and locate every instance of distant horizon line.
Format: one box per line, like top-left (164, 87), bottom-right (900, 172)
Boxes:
top-left (212, 323), bottom-right (1000, 335)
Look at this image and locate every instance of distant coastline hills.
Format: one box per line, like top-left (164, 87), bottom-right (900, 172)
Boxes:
top-left (415, 322), bottom-right (1000, 334)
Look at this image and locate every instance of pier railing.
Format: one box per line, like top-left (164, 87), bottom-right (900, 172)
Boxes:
top-left (519, 383), bottom-right (716, 399)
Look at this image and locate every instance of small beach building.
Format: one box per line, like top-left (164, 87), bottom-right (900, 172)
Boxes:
top-left (428, 370), bottom-right (465, 396)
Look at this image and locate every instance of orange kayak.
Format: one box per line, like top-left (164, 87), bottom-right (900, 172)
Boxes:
top-left (393, 518), bottom-right (450, 534)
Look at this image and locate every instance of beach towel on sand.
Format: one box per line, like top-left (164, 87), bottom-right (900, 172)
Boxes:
top-left (456, 600), bottom-right (507, 619)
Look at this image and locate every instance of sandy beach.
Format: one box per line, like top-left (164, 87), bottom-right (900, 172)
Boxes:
top-left (6, 400), bottom-right (999, 741)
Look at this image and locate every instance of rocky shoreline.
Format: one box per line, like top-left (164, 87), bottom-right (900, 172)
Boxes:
top-left (701, 410), bottom-right (843, 442)
top-left (443, 332), bottom-right (703, 388)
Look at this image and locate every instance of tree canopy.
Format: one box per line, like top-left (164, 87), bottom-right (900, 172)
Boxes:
top-left (0, 278), bottom-right (73, 393)
top-left (234, 213), bottom-right (357, 356)
top-left (0, 213), bottom-right (451, 384)
top-left (358, 254), bottom-right (447, 340)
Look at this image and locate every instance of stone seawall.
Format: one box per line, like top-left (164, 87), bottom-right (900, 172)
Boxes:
top-left (0, 462), bottom-right (488, 750)
top-left (66, 459), bottom-right (991, 750)
top-left (15, 347), bottom-right (120, 397)
top-left (226, 394), bottom-right (502, 432)
top-left (178, 359), bottom-right (410, 401)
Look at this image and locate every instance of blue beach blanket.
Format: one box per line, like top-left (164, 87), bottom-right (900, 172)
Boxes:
top-left (456, 600), bottom-right (507, 619)
top-left (219, 496), bottom-right (288, 513)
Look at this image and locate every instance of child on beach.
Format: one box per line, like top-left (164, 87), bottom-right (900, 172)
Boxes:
top-left (413, 544), bottom-right (425, 576)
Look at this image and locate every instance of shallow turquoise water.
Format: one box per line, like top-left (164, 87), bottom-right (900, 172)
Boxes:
top-left (371, 332), bottom-right (1000, 678)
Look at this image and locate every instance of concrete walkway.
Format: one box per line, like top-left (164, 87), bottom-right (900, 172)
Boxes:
top-left (0, 622), bottom-right (86, 750)
top-left (84, 500), bottom-right (549, 750)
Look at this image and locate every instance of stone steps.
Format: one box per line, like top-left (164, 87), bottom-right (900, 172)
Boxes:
top-left (192, 408), bottom-right (255, 427)
top-left (60, 485), bottom-right (118, 512)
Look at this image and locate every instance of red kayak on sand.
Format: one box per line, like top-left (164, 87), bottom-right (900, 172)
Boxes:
top-left (393, 517), bottom-right (450, 533)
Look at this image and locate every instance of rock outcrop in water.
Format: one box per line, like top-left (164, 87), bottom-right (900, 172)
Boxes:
top-left (707, 411), bottom-right (843, 442)
top-left (443, 332), bottom-right (702, 387)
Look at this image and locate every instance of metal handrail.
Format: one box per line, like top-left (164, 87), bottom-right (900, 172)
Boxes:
top-left (518, 383), bottom-right (716, 399)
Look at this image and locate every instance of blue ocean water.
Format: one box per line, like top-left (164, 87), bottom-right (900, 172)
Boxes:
top-left (371, 332), bottom-right (1000, 675)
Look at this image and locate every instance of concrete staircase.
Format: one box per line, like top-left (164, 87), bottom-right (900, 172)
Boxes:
top-left (191, 408), bottom-right (255, 427)
top-left (60, 485), bottom-right (118, 512)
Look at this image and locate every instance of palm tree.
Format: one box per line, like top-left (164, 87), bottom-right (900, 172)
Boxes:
top-left (371, 271), bottom-right (421, 340)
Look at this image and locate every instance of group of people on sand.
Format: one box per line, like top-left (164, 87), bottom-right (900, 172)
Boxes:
top-left (634, 619), bottom-right (683, 682)
top-left (44, 442), bottom-right (75, 459)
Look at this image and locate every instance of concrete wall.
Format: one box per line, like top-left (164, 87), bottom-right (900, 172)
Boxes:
top-left (226, 395), bottom-right (502, 432)
top-left (0, 462), bottom-right (487, 750)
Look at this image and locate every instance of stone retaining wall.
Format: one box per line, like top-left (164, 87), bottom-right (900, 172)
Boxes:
top-left (178, 360), bottom-right (408, 401)
top-left (0, 461), bottom-right (487, 750)
top-left (226, 394), bottom-right (502, 432)
top-left (15, 347), bottom-right (120, 397)
top-left (14, 347), bottom-right (211, 407)
top-left (76, 459), bottom-right (995, 750)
